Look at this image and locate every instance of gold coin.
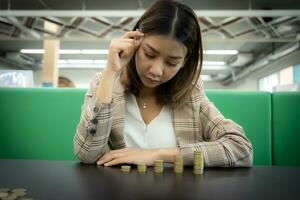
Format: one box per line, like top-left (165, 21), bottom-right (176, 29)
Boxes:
top-left (0, 192), bottom-right (9, 198)
top-left (137, 164), bottom-right (147, 173)
top-left (8, 193), bottom-right (19, 200)
top-left (121, 165), bottom-right (131, 173)
top-left (12, 188), bottom-right (26, 193)
top-left (154, 160), bottom-right (164, 173)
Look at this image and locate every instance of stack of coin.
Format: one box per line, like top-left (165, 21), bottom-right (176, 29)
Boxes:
top-left (137, 164), bottom-right (147, 173)
top-left (0, 189), bottom-right (9, 199)
top-left (193, 150), bottom-right (204, 175)
top-left (174, 154), bottom-right (184, 174)
top-left (154, 160), bottom-right (164, 173)
top-left (12, 188), bottom-right (27, 198)
top-left (0, 188), bottom-right (33, 200)
top-left (121, 165), bottom-right (131, 173)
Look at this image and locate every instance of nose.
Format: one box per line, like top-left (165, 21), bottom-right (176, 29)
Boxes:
top-left (148, 59), bottom-right (164, 77)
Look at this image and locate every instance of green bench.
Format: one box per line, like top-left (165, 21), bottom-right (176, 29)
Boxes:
top-left (0, 88), bottom-right (84, 161)
top-left (0, 87), bottom-right (299, 166)
top-left (272, 92), bottom-right (300, 166)
top-left (206, 91), bottom-right (272, 165)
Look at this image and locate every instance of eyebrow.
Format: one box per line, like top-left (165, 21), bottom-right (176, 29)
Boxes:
top-left (145, 43), bottom-right (183, 60)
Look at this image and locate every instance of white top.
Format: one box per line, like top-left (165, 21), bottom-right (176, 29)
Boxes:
top-left (124, 93), bottom-right (177, 149)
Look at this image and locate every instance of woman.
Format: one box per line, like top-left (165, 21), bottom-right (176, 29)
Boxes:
top-left (74, 0), bottom-right (253, 167)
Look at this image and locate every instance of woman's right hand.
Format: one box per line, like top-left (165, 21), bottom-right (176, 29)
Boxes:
top-left (106, 30), bottom-right (144, 73)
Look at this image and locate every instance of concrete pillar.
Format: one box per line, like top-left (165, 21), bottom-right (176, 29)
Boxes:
top-left (42, 21), bottom-right (60, 87)
top-left (42, 39), bottom-right (60, 87)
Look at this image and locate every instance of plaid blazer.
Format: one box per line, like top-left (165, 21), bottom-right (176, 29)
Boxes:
top-left (74, 72), bottom-right (253, 167)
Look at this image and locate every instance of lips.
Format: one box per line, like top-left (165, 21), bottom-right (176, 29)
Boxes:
top-left (145, 76), bottom-right (160, 84)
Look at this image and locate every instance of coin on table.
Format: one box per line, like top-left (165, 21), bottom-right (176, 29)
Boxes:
top-left (121, 165), bottom-right (131, 173)
top-left (154, 160), bottom-right (164, 173)
top-left (0, 192), bottom-right (9, 198)
top-left (7, 193), bottom-right (19, 200)
top-left (137, 164), bottom-right (147, 173)
top-left (193, 150), bottom-right (204, 175)
top-left (12, 188), bottom-right (26, 193)
top-left (13, 192), bottom-right (26, 197)
top-left (174, 155), bottom-right (184, 173)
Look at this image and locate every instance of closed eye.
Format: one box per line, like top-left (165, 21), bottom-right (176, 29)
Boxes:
top-left (145, 52), bottom-right (155, 58)
top-left (144, 48), bottom-right (178, 67)
top-left (167, 62), bottom-right (177, 67)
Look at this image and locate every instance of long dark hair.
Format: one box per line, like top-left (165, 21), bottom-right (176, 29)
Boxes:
top-left (121, 0), bottom-right (203, 107)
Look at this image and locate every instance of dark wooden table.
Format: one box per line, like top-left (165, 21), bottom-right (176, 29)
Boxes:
top-left (0, 159), bottom-right (300, 200)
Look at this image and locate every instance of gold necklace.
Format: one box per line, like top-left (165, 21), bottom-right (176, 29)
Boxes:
top-left (143, 102), bottom-right (147, 109)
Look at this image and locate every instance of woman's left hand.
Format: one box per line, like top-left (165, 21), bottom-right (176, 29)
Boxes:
top-left (96, 147), bottom-right (159, 166)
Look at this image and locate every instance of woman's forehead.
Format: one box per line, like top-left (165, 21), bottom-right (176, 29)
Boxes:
top-left (142, 35), bottom-right (187, 58)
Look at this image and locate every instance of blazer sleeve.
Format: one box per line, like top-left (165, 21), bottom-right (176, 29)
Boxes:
top-left (73, 72), bottom-right (113, 164)
top-left (179, 80), bottom-right (253, 167)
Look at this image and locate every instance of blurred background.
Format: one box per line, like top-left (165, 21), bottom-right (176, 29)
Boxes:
top-left (0, 0), bottom-right (299, 91)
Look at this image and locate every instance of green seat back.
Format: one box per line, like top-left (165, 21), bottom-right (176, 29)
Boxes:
top-left (0, 88), bottom-right (85, 160)
top-left (206, 91), bottom-right (272, 165)
top-left (272, 92), bottom-right (300, 166)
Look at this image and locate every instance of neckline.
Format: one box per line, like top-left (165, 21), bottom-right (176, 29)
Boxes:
top-left (131, 94), bottom-right (164, 126)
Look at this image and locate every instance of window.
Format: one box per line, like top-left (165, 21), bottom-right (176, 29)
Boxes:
top-left (279, 66), bottom-right (293, 85)
top-left (259, 73), bottom-right (279, 92)
top-left (259, 64), bottom-right (300, 92)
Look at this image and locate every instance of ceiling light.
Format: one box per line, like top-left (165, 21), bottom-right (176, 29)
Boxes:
top-left (203, 61), bottom-right (225, 66)
top-left (202, 66), bottom-right (229, 70)
top-left (59, 50), bottom-right (81, 54)
top-left (59, 64), bottom-right (106, 69)
top-left (68, 60), bottom-right (94, 64)
top-left (81, 50), bottom-right (109, 54)
top-left (200, 75), bottom-right (211, 81)
top-left (21, 49), bottom-right (109, 55)
top-left (94, 60), bottom-right (107, 64)
top-left (204, 50), bottom-right (238, 55)
top-left (58, 60), bottom-right (67, 64)
top-left (20, 49), bottom-right (45, 54)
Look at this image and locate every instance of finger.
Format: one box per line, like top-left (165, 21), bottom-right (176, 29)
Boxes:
top-left (133, 36), bottom-right (144, 49)
top-left (110, 42), bottom-right (134, 58)
top-left (97, 155), bottom-right (110, 165)
top-left (97, 152), bottom-right (124, 165)
top-left (104, 157), bottom-right (130, 167)
top-left (117, 39), bottom-right (135, 47)
top-left (110, 40), bottom-right (133, 51)
top-left (97, 151), bottom-right (114, 165)
top-left (97, 155), bottom-right (114, 165)
top-left (121, 30), bottom-right (144, 39)
top-left (118, 44), bottom-right (135, 58)
top-left (116, 37), bottom-right (142, 55)
top-left (116, 38), bottom-right (134, 44)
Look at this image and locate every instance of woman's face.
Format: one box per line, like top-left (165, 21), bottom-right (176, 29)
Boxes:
top-left (135, 34), bottom-right (187, 88)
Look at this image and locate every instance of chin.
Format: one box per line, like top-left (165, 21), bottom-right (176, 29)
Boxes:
top-left (142, 81), bottom-right (159, 88)
top-left (141, 76), bottom-right (161, 88)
